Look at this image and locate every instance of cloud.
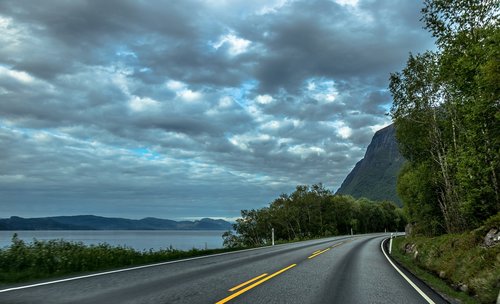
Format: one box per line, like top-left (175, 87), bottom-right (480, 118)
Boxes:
top-left (255, 94), bottom-right (274, 105)
top-left (0, 0), bottom-right (434, 218)
top-left (212, 33), bottom-right (252, 56)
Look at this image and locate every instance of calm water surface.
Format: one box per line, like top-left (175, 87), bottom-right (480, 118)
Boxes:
top-left (0, 230), bottom-right (225, 251)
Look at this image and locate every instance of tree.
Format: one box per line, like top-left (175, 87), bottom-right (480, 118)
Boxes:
top-left (390, 51), bottom-right (465, 232)
top-left (390, 0), bottom-right (499, 234)
top-left (397, 162), bottom-right (445, 235)
top-left (223, 184), bottom-right (406, 247)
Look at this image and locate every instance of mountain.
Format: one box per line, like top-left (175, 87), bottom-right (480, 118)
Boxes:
top-left (0, 215), bottom-right (233, 231)
top-left (336, 124), bottom-right (405, 205)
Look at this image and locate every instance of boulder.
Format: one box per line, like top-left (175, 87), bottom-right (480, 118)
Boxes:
top-left (484, 228), bottom-right (500, 247)
top-left (459, 283), bottom-right (468, 293)
top-left (404, 243), bottom-right (416, 254)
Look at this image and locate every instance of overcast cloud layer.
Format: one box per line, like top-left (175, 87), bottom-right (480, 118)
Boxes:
top-left (0, 0), bottom-right (434, 220)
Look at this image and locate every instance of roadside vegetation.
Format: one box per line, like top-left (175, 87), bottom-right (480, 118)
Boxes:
top-left (388, 0), bottom-right (499, 302)
top-left (390, 0), bottom-right (499, 236)
top-left (223, 184), bottom-right (405, 248)
top-left (0, 234), bottom-right (242, 285)
top-left (392, 214), bottom-right (500, 304)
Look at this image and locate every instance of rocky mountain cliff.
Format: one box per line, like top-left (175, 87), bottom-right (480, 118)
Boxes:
top-left (336, 124), bottom-right (405, 205)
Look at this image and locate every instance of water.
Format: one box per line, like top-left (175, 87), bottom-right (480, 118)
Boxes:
top-left (0, 230), bottom-right (225, 251)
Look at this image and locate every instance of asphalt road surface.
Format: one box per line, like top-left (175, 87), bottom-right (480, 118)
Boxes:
top-left (0, 234), bottom-right (448, 304)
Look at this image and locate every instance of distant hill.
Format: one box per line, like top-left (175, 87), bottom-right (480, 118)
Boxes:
top-left (0, 215), bottom-right (233, 231)
top-left (336, 124), bottom-right (405, 205)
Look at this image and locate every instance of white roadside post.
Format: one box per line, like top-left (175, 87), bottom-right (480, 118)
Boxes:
top-left (272, 228), bottom-right (275, 246)
top-left (389, 233), bottom-right (394, 254)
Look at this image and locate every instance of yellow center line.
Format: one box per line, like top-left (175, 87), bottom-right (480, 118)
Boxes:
top-left (308, 248), bottom-right (330, 259)
top-left (330, 241), bottom-right (344, 249)
top-left (215, 264), bottom-right (297, 304)
top-left (228, 273), bottom-right (268, 292)
top-left (312, 249), bottom-right (322, 254)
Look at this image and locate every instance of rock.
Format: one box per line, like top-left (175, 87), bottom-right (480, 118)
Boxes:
top-left (413, 250), bottom-right (419, 260)
top-left (439, 271), bottom-right (446, 278)
top-left (459, 283), bottom-right (468, 293)
top-left (335, 124), bottom-right (405, 205)
top-left (404, 243), bottom-right (416, 254)
top-left (484, 228), bottom-right (500, 247)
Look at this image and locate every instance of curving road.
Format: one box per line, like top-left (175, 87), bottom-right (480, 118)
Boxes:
top-left (0, 234), bottom-right (447, 304)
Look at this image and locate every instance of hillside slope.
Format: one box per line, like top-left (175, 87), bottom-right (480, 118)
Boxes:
top-left (336, 124), bottom-right (405, 205)
top-left (0, 215), bottom-right (232, 230)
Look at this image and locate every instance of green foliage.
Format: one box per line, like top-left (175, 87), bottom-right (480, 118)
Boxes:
top-left (0, 234), bottom-right (240, 284)
top-left (224, 184), bottom-right (406, 247)
top-left (391, 238), bottom-right (479, 304)
top-left (390, 0), bottom-right (499, 234)
top-left (392, 229), bottom-right (500, 303)
top-left (397, 162), bottom-right (445, 235)
top-left (421, 0), bottom-right (499, 49)
top-left (474, 212), bottom-right (500, 238)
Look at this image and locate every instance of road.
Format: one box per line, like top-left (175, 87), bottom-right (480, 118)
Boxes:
top-left (0, 234), bottom-right (448, 304)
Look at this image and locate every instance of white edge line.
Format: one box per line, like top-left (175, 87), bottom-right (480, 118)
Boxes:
top-left (0, 244), bottom-right (277, 293)
top-left (380, 238), bottom-right (436, 304)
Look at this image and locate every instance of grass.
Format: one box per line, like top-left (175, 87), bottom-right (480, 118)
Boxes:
top-left (391, 236), bottom-right (481, 303)
top-left (390, 216), bottom-right (500, 304)
top-left (0, 234), bottom-right (243, 285)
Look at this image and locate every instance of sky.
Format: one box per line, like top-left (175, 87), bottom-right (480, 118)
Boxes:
top-left (0, 0), bottom-right (435, 220)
